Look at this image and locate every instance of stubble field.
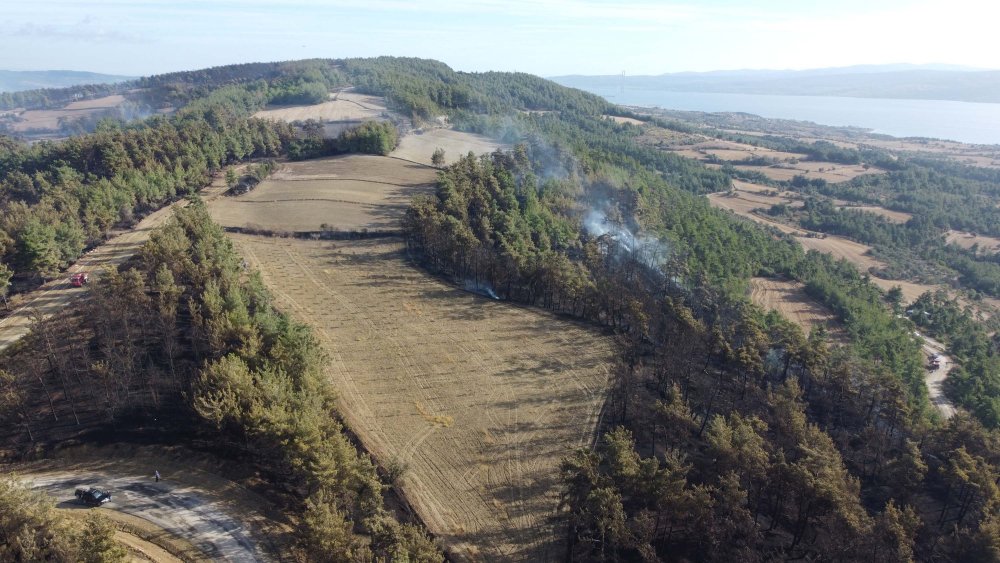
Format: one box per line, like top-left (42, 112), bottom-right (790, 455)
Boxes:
top-left (253, 91), bottom-right (388, 123)
top-left (392, 128), bottom-right (505, 166)
top-left (207, 155), bottom-right (438, 232)
top-left (946, 230), bottom-right (1000, 253)
top-left (4, 94), bottom-right (125, 133)
top-left (232, 235), bottom-right (614, 561)
top-left (748, 277), bottom-right (844, 340)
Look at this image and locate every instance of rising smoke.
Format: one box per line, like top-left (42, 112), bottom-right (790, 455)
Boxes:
top-left (582, 207), bottom-right (670, 270)
top-left (464, 279), bottom-right (500, 300)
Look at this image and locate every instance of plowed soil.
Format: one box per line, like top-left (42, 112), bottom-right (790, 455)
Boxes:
top-left (232, 235), bottom-right (614, 562)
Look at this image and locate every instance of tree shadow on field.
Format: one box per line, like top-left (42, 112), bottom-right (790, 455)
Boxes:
top-left (451, 521), bottom-right (563, 563)
top-left (488, 386), bottom-right (594, 414)
top-left (442, 470), bottom-right (566, 562)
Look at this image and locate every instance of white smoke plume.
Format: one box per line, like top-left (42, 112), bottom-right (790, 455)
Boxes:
top-left (464, 279), bottom-right (500, 300)
top-left (583, 208), bottom-right (669, 269)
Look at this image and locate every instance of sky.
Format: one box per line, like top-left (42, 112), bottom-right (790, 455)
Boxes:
top-left (3, 0), bottom-right (999, 77)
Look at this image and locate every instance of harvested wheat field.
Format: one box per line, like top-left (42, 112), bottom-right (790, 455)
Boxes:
top-left (867, 277), bottom-right (940, 305)
top-left (7, 94), bottom-right (125, 132)
top-left (731, 179), bottom-right (781, 194)
top-left (711, 162), bottom-right (879, 183)
top-left (838, 205), bottom-right (913, 224)
top-left (207, 155), bottom-right (437, 232)
top-left (253, 90), bottom-right (388, 123)
top-left (604, 115), bottom-right (645, 125)
top-left (792, 233), bottom-right (940, 303)
top-left (795, 234), bottom-right (884, 271)
top-left (63, 94), bottom-right (126, 110)
top-left (392, 128), bottom-right (505, 166)
top-left (946, 230), bottom-right (1000, 253)
top-left (707, 193), bottom-right (805, 235)
top-left (749, 277), bottom-right (844, 340)
top-left (706, 192), bottom-right (798, 216)
top-left (687, 139), bottom-right (804, 162)
top-left (232, 235), bottom-right (614, 561)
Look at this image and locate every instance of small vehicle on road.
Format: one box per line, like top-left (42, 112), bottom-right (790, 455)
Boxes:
top-left (75, 487), bottom-right (112, 507)
top-left (70, 272), bottom-right (89, 287)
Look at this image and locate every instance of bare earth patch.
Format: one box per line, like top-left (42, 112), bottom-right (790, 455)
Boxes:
top-left (603, 115), bottom-right (645, 125)
top-left (6, 94), bottom-right (126, 133)
top-left (795, 235), bottom-right (883, 271)
top-left (233, 235), bottom-right (614, 562)
top-left (207, 155), bottom-right (438, 232)
top-left (253, 91), bottom-right (388, 123)
top-left (946, 230), bottom-right (1000, 253)
top-left (392, 128), bottom-right (505, 166)
top-left (708, 162), bottom-right (881, 183)
top-left (705, 185), bottom-right (941, 303)
top-left (707, 191), bottom-right (805, 235)
top-left (730, 179), bottom-right (780, 194)
top-left (838, 205), bottom-right (913, 224)
top-left (749, 277), bottom-right (844, 341)
top-left (63, 95), bottom-right (127, 111)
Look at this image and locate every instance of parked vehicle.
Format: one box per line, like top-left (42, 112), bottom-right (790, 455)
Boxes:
top-left (75, 487), bottom-right (112, 507)
top-left (70, 272), bottom-right (89, 287)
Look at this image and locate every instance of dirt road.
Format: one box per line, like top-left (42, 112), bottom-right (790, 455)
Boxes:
top-left (0, 181), bottom-right (230, 354)
top-left (23, 469), bottom-right (264, 561)
top-left (920, 334), bottom-right (956, 419)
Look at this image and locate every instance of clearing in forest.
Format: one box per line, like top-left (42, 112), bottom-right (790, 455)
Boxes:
top-left (253, 91), bottom-right (388, 124)
top-left (232, 235), bottom-right (614, 562)
top-left (837, 205), bottom-right (913, 224)
top-left (707, 188), bottom-right (805, 236)
top-left (946, 230), bottom-right (1000, 253)
top-left (207, 155), bottom-right (438, 232)
top-left (707, 191), bottom-right (801, 216)
top-left (706, 162), bottom-right (880, 183)
top-left (4, 94), bottom-right (126, 134)
top-left (391, 128), bottom-right (505, 166)
top-left (748, 277), bottom-right (843, 340)
top-left (705, 185), bottom-right (942, 304)
top-left (795, 234), bottom-right (883, 271)
top-left (603, 115), bottom-right (645, 125)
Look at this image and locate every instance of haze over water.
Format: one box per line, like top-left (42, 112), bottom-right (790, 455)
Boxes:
top-left (571, 85), bottom-right (1000, 145)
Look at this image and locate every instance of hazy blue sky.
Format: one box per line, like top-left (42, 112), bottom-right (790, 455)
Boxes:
top-left (3, 0), bottom-right (998, 76)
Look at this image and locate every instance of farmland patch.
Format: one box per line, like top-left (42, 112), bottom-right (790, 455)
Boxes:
top-left (391, 128), bottom-right (505, 166)
top-left (749, 277), bottom-right (844, 340)
top-left (206, 155), bottom-right (437, 232)
top-left (232, 235), bottom-right (614, 561)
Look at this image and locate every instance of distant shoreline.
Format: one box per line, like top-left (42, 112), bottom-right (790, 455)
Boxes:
top-left (574, 86), bottom-right (1000, 145)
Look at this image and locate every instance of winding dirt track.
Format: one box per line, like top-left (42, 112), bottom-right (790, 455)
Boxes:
top-left (920, 334), bottom-right (956, 419)
top-left (0, 181), bottom-right (230, 354)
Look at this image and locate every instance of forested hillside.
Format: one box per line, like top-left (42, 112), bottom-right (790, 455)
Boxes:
top-left (1, 57), bottom-right (998, 561)
top-left (1, 204), bottom-right (441, 561)
top-left (404, 147), bottom-right (996, 560)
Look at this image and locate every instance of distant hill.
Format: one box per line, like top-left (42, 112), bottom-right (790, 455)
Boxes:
top-left (0, 70), bottom-right (134, 93)
top-left (552, 65), bottom-right (1000, 103)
